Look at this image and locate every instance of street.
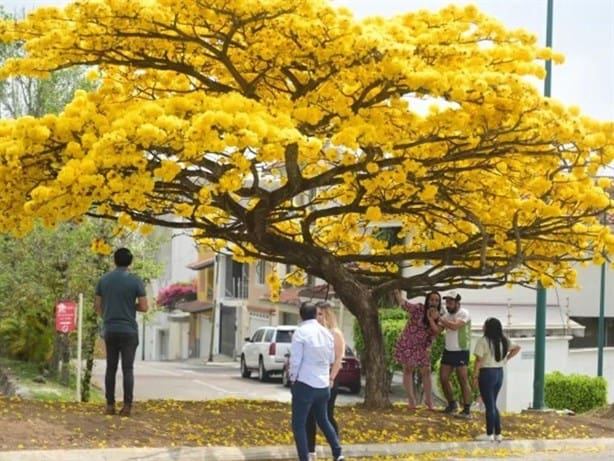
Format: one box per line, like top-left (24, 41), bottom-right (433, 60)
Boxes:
top-left (91, 359), bottom-right (373, 403)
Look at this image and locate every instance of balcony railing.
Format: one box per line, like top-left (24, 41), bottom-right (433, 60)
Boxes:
top-left (225, 277), bottom-right (248, 299)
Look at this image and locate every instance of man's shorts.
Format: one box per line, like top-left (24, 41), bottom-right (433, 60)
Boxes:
top-left (441, 349), bottom-right (470, 367)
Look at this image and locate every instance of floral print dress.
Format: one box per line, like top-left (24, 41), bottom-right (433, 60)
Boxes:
top-left (394, 300), bottom-right (434, 367)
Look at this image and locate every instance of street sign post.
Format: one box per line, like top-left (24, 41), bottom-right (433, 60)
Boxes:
top-left (55, 301), bottom-right (76, 333)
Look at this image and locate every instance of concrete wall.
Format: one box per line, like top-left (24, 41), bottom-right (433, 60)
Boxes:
top-left (475, 334), bottom-right (614, 412)
top-left (496, 336), bottom-right (570, 412)
top-left (567, 348), bottom-right (614, 403)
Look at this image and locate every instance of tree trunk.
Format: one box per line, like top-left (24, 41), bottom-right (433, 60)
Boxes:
top-left (332, 281), bottom-right (391, 409)
top-left (60, 333), bottom-right (70, 386)
top-left (49, 333), bottom-right (61, 378)
top-left (318, 255), bottom-right (392, 409)
top-left (80, 307), bottom-right (99, 402)
top-left (358, 305), bottom-right (391, 409)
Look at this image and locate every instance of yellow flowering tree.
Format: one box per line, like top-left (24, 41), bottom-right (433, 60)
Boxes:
top-left (1, 0), bottom-right (614, 408)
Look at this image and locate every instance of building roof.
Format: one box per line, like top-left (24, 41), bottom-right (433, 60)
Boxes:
top-left (463, 302), bottom-right (585, 338)
top-left (187, 257), bottom-right (214, 270)
top-left (175, 299), bottom-right (213, 313)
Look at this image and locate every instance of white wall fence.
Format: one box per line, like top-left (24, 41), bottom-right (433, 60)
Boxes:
top-left (495, 336), bottom-right (614, 412)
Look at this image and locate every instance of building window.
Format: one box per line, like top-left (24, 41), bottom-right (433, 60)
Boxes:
top-left (224, 255), bottom-right (249, 298)
top-left (256, 260), bottom-right (266, 285)
top-left (569, 317), bottom-right (614, 348)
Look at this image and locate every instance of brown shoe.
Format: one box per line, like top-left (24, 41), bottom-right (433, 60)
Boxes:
top-left (104, 404), bottom-right (115, 415)
top-left (119, 404), bottom-right (132, 417)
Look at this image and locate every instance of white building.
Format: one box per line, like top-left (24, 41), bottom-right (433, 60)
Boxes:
top-left (137, 226), bottom-right (199, 362)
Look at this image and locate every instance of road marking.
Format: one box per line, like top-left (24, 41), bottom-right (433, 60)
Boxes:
top-left (143, 366), bottom-right (183, 377)
top-left (192, 379), bottom-right (240, 394)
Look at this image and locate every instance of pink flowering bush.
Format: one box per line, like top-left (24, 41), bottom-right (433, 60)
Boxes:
top-left (156, 282), bottom-right (197, 309)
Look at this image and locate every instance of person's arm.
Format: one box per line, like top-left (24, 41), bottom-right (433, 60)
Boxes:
top-left (506, 341), bottom-right (521, 361)
top-left (439, 309), bottom-right (469, 331)
top-left (473, 354), bottom-right (483, 389)
top-left (289, 330), bottom-right (304, 384)
top-left (392, 289), bottom-right (404, 307)
top-left (94, 295), bottom-right (103, 316)
top-left (472, 337), bottom-right (486, 389)
top-left (438, 316), bottom-right (467, 331)
top-left (136, 295), bottom-right (148, 313)
top-left (329, 328), bottom-right (346, 384)
top-left (427, 308), bottom-right (443, 335)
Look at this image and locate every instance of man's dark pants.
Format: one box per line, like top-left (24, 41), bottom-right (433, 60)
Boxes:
top-left (104, 332), bottom-right (139, 405)
top-left (291, 381), bottom-right (342, 461)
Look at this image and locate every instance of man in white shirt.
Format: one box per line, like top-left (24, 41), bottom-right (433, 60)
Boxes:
top-left (289, 302), bottom-right (344, 461)
top-left (435, 291), bottom-right (473, 418)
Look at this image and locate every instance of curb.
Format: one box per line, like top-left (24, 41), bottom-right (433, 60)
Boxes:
top-left (1, 438), bottom-right (614, 461)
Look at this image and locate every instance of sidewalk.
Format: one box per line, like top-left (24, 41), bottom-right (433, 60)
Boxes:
top-left (2, 438), bottom-right (614, 461)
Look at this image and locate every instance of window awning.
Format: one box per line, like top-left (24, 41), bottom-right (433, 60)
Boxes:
top-left (187, 257), bottom-right (215, 270)
top-left (175, 300), bottom-right (213, 313)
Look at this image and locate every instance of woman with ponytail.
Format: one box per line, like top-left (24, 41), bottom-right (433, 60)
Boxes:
top-left (473, 317), bottom-right (521, 442)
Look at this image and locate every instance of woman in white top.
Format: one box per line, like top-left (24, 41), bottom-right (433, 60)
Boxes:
top-left (306, 301), bottom-right (345, 461)
top-left (473, 317), bottom-right (521, 442)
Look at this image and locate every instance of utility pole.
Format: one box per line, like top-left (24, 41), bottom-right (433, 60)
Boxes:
top-left (597, 212), bottom-right (606, 377)
top-left (532, 0), bottom-right (554, 411)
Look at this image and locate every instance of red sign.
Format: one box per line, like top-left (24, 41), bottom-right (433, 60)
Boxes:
top-left (55, 301), bottom-right (76, 333)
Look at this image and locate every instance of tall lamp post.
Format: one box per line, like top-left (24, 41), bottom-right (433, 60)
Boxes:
top-left (532, 0), bottom-right (554, 411)
top-left (597, 212), bottom-right (607, 377)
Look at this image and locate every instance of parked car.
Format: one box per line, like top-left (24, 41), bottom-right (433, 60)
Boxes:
top-left (282, 345), bottom-right (362, 394)
top-left (240, 325), bottom-right (297, 382)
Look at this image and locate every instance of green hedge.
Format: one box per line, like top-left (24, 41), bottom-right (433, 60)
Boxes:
top-left (354, 307), bottom-right (481, 402)
top-left (353, 306), bottom-right (444, 384)
top-left (544, 371), bottom-right (607, 413)
top-left (432, 353), bottom-right (479, 403)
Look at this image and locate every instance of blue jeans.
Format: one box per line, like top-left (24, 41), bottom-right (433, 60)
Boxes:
top-left (478, 367), bottom-right (504, 435)
top-left (104, 332), bottom-right (139, 405)
top-left (292, 381), bottom-right (342, 461)
top-left (306, 382), bottom-right (339, 452)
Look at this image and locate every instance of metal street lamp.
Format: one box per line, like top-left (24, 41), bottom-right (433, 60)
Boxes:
top-left (532, 0), bottom-right (554, 411)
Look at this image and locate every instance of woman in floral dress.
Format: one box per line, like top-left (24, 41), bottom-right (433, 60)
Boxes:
top-left (393, 290), bottom-right (441, 409)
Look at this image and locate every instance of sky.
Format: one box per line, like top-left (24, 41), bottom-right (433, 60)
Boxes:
top-left (1, 0), bottom-right (613, 122)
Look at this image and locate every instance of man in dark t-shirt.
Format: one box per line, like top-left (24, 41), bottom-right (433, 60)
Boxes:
top-left (95, 247), bottom-right (148, 416)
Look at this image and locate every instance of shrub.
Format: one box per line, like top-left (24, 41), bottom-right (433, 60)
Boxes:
top-left (352, 306), bottom-right (404, 374)
top-left (544, 371), bottom-right (607, 413)
top-left (353, 306), bottom-right (446, 395)
top-left (432, 352), bottom-right (479, 403)
top-left (156, 282), bottom-right (197, 310)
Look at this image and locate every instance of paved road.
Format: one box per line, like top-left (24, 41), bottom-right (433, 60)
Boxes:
top-left (91, 359), bottom-right (373, 404)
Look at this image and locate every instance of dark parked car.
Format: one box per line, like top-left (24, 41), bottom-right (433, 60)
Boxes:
top-left (282, 345), bottom-right (361, 394)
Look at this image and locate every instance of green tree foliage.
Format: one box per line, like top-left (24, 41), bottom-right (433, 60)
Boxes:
top-left (0, 219), bottom-right (163, 400)
top-left (0, 7), bottom-right (162, 400)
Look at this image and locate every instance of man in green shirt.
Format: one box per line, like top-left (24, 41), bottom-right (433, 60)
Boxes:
top-left (95, 248), bottom-right (148, 417)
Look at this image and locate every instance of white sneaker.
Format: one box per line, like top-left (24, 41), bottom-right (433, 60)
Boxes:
top-left (308, 453), bottom-right (316, 461)
top-left (475, 433), bottom-right (494, 442)
top-left (494, 434), bottom-right (504, 443)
